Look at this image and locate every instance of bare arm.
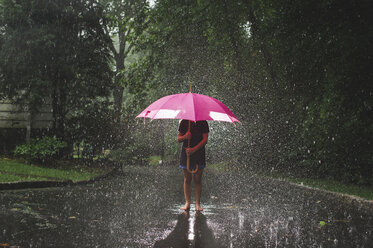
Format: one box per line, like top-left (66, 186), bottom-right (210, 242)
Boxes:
top-left (178, 131), bottom-right (191, 143)
top-left (185, 133), bottom-right (209, 155)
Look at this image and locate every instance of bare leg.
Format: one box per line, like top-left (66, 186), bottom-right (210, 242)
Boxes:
top-left (181, 169), bottom-right (192, 211)
top-left (194, 168), bottom-right (204, 211)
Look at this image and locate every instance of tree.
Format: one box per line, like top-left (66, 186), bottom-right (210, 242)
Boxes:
top-left (99, 0), bottom-right (149, 124)
top-left (134, 0), bottom-right (372, 184)
top-left (0, 0), bottom-right (112, 153)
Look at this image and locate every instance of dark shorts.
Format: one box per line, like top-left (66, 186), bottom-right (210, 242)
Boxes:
top-left (180, 164), bottom-right (206, 170)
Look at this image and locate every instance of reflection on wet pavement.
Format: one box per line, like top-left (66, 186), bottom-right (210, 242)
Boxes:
top-left (154, 209), bottom-right (222, 248)
top-left (0, 166), bottom-right (372, 247)
top-left (153, 212), bottom-right (189, 248)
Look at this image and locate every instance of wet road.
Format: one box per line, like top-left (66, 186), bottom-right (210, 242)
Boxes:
top-left (1, 166), bottom-right (372, 247)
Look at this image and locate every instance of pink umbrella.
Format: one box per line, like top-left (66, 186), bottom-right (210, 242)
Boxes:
top-left (137, 93), bottom-right (240, 123)
top-left (136, 86), bottom-right (240, 173)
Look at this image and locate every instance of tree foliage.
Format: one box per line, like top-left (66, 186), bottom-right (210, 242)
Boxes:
top-left (14, 136), bottom-right (67, 163)
top-left (0, 0), bottom-right (113, 154)
top-left (99, 0), bottom-right (149, 123)
top-left (0, 0), bottom-right (371, 184)
top-left (137, 0), bottom-right (372, 184)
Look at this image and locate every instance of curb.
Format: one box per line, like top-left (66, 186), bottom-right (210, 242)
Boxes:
top-left (0, 167), bottom-right (122, 191)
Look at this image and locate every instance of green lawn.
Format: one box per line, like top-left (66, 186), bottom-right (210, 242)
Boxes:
top-left (265, 173), bottom-right (373, 201)
top-left (0, 157), bottom-right (108, 183)
top-left (208, 162), bottom-right (373, 201)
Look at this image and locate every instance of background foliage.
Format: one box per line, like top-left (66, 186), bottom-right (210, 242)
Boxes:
top-left (14, 136), bottom-right (67, 163)
top-left (0, 0), bottom-right (371, 185)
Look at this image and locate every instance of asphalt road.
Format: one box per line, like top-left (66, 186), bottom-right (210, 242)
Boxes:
top-left (1, 166), bottom-right (372, 247)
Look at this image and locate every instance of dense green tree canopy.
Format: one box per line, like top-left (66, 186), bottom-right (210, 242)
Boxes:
top-left (0, 0), bottom-right (371, 184)
top-left (0, 0), bottom-right (113, 146)
top-left (138, 0), bottom-right (372, 184)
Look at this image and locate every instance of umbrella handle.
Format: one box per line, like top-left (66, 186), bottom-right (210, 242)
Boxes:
top-left (187, 156), bottom-right (198, 174)
top-left (186, 120), bottom-right (198, 174)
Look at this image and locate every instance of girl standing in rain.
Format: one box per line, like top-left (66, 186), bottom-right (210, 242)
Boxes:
top-left (177, 119), bottom-right (209, 211)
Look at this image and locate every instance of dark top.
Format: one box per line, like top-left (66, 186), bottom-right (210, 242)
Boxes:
top-left (178, 120), bottom-right (209, 166)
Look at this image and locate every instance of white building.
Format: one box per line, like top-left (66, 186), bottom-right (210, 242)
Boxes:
top-left (0, 99), bottom-right (53, 153)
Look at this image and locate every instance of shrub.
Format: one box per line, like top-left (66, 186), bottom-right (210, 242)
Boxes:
top-left (108, 143), bottom-right (151, 166)
top-left (14, 136), bottom-right (67, 163)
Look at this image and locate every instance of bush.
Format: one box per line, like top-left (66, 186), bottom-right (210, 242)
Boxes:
top-left (108, 143), bottom-right (152, 166)
top-left (14, 136), bottom-right (67, 163)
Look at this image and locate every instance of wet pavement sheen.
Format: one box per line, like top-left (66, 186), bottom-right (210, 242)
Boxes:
top-left (1, 166), bottom-right (372, 247)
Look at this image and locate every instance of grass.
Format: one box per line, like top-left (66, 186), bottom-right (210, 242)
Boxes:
top-left (0, 173), bottom-right (46, 182)
top-left (208, 161), bottom-right (231, 172)
top-left (266, 172), bottom-right (373, 201)
top-left (0, 157), bottom-right (109, 183)
top-left (149, 155), bottom-right (162, 166)
top-left (208, 161), bottom-right (373, 201)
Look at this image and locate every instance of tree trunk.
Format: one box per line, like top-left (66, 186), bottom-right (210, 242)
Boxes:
top-left (52, 81), bottom-right (58, 133)
top-left (113, 75), bottom-right (124, 124)
top-left (222, 0), bottom-right (243, 72)
top-left (26, 110), bottom-right (32, 143)
top-left (246, 7), bottom-right (279, 86)
top-left (52, 78), bottom-right (71, 158)
top-left (56, 83), bottom-right (66, 140)
top-left (113, 32), bottom-right (126, 124)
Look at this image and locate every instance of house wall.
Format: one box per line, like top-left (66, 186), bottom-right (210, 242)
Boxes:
top-left (0, 101), bottom-right (53, 128)
top-left (0, 100), bottom-right (53, 154)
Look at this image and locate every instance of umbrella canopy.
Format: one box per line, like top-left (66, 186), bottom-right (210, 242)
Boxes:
top-left (136, 90), bottom-right (239, 174)
top-left (136, 92), bottom-right (240, 123)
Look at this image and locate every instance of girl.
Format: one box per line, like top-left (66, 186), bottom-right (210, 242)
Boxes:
top-left (177, 119), bottom-right (209, 211)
